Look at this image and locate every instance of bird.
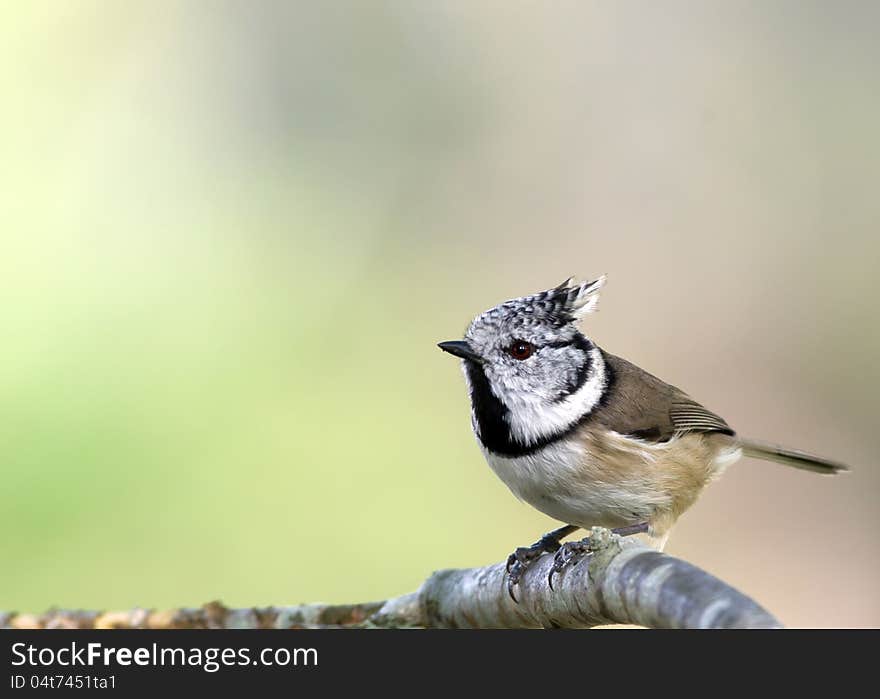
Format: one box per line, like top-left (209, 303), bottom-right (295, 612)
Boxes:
top-left (438, 276), bottom-right (848, 600)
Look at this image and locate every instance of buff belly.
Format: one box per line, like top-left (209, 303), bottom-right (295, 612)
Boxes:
top-left (482, 428), bottom-right (742, 536)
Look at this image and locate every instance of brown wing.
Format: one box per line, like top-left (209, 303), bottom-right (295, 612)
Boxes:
top-left (594, 352), bottom-right (734, 442)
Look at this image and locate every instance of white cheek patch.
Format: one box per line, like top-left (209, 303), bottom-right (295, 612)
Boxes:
top-left (504, 346), bottom-right (607, 447)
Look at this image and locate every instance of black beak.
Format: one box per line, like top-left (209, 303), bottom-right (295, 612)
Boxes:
top-left (438, 340), bottom-right (483, 364)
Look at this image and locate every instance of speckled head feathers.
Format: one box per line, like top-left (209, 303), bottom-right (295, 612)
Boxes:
top-left (449, 276), bottom-right (609, 455)
top-left (466, 275), bottom-right (606, 341)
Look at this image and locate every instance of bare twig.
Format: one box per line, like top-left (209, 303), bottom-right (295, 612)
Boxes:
top-left (1, 528), bottom-right (781, 629)
top-left (400, 527), bottom-right (781, 628)
top-left (0, 601), bottom-right (384, 630)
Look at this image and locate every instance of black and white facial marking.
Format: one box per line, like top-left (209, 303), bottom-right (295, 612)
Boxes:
top-left (454, 277), bottom-right (609, 457)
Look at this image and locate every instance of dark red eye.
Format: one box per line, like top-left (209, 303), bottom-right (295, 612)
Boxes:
top-left (508, 340), bottom-right (534, 360)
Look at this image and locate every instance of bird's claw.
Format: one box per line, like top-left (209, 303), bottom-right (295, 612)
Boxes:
top-left (505, 546), bottom-right (545, 602)
top-left (547, 538), bottom-right (592, 590)
top-left (506, 566), bottom-right (522, 603)
top-left (505, 533), bottom-right (567, 602)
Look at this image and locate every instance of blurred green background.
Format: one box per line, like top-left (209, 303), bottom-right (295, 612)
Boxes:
top-left (2, 1), bottom-right (878, 627)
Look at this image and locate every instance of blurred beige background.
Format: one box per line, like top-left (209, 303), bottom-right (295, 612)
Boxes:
top-left (1, 1), bottom-right (877, 627)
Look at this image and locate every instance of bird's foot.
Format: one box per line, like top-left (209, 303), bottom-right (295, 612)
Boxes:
top-left (547, 522), bottom-right (650, 590)
top-left (547, 539), bottom-right (591, 589)
top-left (505, 525), bottom-right (579, 602)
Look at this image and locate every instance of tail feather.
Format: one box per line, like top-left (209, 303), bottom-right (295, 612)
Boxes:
top-left (740, 439), bottom-right (849, 475)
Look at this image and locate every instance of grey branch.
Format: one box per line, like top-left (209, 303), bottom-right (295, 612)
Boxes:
top-left (1, 528), bottom-right (781, 629)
